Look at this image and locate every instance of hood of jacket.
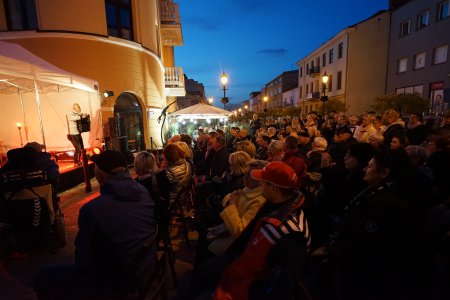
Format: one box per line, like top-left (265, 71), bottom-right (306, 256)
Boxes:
top-left (101, 172), bottom-right (146, 202)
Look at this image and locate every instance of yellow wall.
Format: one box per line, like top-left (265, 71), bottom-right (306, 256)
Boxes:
top-left (36, 0), bottom-right (107, 34)
top-left (162, 45), bottom-right (175, 67)
top-left (9, 36), bottom-right (164, 148)
top-left (346, 11), bottom-right (390, 114)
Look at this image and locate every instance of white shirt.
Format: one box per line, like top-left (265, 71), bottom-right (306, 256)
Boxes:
top-left (68, 111), bottom-right (82, 135)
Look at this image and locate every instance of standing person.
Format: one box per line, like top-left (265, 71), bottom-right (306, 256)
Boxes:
top-left (67, 103), bottom-right (86, 166)
top-left (34, 150), bottom-right (157, 299)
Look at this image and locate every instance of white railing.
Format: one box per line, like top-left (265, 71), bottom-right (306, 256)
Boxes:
top-left (164, 67), bottom-right (184, 88)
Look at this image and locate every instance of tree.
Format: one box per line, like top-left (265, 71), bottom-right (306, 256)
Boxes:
top-left (371, 93), bottom-right (430, 115)
top-left (324, 98), bottom-right (348, 114)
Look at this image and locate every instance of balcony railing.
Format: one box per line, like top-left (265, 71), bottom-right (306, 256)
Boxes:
top-left (164, 67), bottom-right (184, 88)
top-left (305, 92), bottom-right (321, 99)
top-left (309, 66), bottom-right (320, 76)
top-left (160, 1), bottom-right (180, 24)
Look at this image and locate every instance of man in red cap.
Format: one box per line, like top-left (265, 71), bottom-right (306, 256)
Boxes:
top-left (213, 161), bottom-right (311, 300)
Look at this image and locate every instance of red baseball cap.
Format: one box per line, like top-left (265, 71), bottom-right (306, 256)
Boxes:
top-left (251, 161), bottom-right (298, 189)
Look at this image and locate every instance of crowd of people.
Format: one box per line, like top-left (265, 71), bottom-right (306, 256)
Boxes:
top-left (2, 107), bottom-right (450, 299)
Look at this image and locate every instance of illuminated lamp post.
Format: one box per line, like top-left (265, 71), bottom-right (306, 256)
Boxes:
top-left (320, 71), bottom-right (329, 115)
top-left (16, 122), bottom-right (23, 146)
top-left (263, 96), bottom-right (268, 112)
top-left (208, 96), bottom-right (213, 104)
top-left (220, 72), bottom-right (229, 109)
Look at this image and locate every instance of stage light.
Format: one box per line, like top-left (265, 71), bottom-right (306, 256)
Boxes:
top-left (93, 147), bottom-right (102, 155)
top-left (103, 90), bottom-right (114, 98)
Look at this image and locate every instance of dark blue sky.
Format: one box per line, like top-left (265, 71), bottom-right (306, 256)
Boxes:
top-left (175, 0), bottom-right (389, 105)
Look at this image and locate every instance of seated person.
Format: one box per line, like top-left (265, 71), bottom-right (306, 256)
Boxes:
top-left (34, 150), bottom-right (157, 299)
top-left (206, 160), bottom-right (268, 257)
top-left (191, 162), bottom-right (311, 299)
top-left (0, 142), bottom-right (59, 185)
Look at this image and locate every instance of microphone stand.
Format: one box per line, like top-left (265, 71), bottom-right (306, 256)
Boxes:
top-left (157, 99), bottom-right (179, 145)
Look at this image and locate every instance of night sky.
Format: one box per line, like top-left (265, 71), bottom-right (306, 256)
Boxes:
top-left (175, 0), bottom-right (389, 105)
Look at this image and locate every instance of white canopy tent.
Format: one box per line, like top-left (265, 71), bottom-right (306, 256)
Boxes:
top-left (0, 40), bottom-right (102, 153)
top-left (169, 103), bottom-right (231, 119)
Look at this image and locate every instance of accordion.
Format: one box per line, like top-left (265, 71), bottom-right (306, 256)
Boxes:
top-left (76, 115), bottom-right (91, 133)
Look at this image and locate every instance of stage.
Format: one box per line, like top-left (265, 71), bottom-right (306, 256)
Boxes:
top-left (57, 160), bottom-right (95, 193)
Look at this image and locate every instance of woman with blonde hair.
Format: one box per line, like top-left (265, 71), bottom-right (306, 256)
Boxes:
top-left (235, 140), bottom-right (256, 158)
top-left (174, 141), bottom-right (193, 165)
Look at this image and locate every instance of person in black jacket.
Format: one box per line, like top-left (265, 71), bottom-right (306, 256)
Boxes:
top-left (316, 149), bottom-right (430, 300)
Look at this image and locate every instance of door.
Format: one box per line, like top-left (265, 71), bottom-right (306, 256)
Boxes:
top-left (114, 92), bottom-right (145, 153)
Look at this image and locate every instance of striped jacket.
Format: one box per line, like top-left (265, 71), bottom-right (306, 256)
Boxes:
top-left (214, 193), bottom-right (310, 300)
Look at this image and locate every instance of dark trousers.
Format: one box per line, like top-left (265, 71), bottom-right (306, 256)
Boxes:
top-left (68, 134), bottom-right (84, 164)
top-left (34, 264), bottom-right (124, 300)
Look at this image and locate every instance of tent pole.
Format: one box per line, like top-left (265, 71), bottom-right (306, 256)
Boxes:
top-left (18, 91), bottom-right (29, 143)
top-left (34, 80), bottom-right (47, 150)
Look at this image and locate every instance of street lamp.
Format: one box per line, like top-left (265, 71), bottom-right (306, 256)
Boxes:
top-left (263, 96), bottom-right (268, 112)
top-left (16, 122), bottom-right (23, 146)
top-left (238, 108), bottom-right (242, 115)
top-left (244, 104), bottom-right (248, 113)
top-left (208, 96), bottom-right (213, 104)
top-left (220, 72), bottom-right (229, 109)
top-left (321, 71), bottom-right (329, 114)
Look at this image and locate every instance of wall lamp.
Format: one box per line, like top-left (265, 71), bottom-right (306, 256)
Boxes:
top-left (103, 90), bottom-right (114, 98)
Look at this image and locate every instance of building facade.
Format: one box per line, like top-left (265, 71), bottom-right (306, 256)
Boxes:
top-left (386, 0), bottom-right (450, 114)
top-left (176, 75), bottom-right (206, 109)
top-left (297, 11), bottom-right (390, 115)
top-left (0, 0), bottom-right (184, 151)
top-left (263, 70), bottom-right (298, 109)
top-left (282, 87), bottom-right (299, 107)
top-left (249, 91), bottom-right (261, 112)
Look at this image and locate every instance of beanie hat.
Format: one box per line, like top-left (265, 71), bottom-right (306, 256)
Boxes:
top-left (90, 150), bottom-right (128, 174)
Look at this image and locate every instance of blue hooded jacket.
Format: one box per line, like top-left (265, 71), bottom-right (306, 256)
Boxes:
top-left (75, 172), bottom-right (156, 281)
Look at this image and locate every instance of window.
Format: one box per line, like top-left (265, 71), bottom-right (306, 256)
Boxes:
top-left (306, 84), bottom-right (309, 94)
top-left (322, 53), bottom-right (327, 67)
top-left (300, 67), bottom-right (303, 77)
top-left (300, 86), bottom-right (303, 98)
top-left (105, 0), bottom-right (133, 40)
top-left (438, 1), bottom-right (449, 20)
top-left (306, 63), bottom-right (309, 75)
top-left (3, 0), bottom-right (38, 30)
top-left (400, 20), bottom-right (410, 37)
top-left (398, 57), bottom-right (408, 73)
top-left (329, 49), bottom-right (334, 64)
top-left (338, 42), bottom-right (344, 59)
top-left (433, 45), bottom-right (448, 64)
top-left (337, 71), bottom-right (342, 90)
top-left (414, 52), bottom-right (426, 69)
top-left (328, 75), bottom-right (333, 92)
top-left (417, 10), bottom-right (430, 29)
top-left (310, 82), bottom-right (313, 93)
top-left (396, 85), bottom-right (424, 96)
top-left (316, 57), bottom-right (320, 68)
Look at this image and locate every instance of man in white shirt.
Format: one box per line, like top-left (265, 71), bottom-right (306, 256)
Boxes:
top-left (353, 115), bottom-right (377, 143)
top-left (67, 103), bottom-right (86, 166)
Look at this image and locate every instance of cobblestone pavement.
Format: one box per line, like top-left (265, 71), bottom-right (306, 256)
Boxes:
top-left (0, 178), bottom-right (195, 300)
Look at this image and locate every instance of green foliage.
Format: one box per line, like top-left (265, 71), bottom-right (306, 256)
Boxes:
top-left (371, 93), bottom-right (430, 115)
top-left (324, 99), bottom-right (348, 114)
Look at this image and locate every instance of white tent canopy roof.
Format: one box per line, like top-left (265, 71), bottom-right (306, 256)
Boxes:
top-left (0, 40), bottom-right (98, 93)
top-left (169, 103), bottom-right (231, 119)
top-left (0, 40), bottom-right (102, 152)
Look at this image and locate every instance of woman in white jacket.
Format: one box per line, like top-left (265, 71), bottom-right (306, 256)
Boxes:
top-left (207, 160), bottom-right (268, 256)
